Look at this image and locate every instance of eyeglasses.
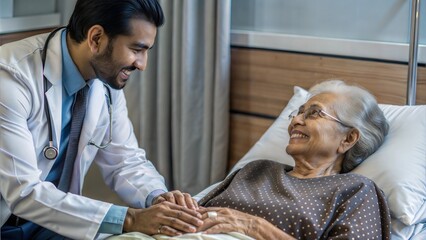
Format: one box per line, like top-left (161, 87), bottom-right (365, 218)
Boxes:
top-left (288, 106), bottom-right (350, 127)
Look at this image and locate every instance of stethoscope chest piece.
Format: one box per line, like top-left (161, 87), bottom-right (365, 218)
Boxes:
top-left (43, 144), bottom-right (58, 160)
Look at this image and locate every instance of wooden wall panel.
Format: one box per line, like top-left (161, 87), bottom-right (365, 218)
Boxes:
top-left (417, 66), bottom-right (426, 104)
top-left (231, 48), bottom-right (415, 117)
top-left (228, 47), bottom-right (426, 171)
top-left (0, 27), bottom-right (56, 46)
top-left (228, 114), bottom-right (273, 170)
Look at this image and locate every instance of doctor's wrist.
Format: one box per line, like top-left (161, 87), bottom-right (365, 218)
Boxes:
top-left (123, 208), bottom-right (136, 233)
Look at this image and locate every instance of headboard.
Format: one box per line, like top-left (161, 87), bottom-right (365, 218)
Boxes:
top-left (228, 47), bottom-right (426, 170)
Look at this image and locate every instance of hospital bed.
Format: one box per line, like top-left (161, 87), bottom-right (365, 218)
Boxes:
top-left (194, 48), bottom-right (426, 240)
top-left (195, 85), bottom-right (426, 240)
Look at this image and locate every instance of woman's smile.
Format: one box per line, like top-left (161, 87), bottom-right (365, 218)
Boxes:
top-left (290, 129), bottom-right (309, 139)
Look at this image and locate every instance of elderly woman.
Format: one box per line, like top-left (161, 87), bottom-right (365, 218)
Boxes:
top-left (197, 80), bottom-right (391, 240)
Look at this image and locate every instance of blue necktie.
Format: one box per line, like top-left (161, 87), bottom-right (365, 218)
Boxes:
top-left (58, 85), bottom-right (89, 191)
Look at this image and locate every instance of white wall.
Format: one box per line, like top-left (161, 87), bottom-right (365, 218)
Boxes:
top-left (231, 0), bottom-right (426, 63)
top-left (0, 0), bottom-right (76, 33)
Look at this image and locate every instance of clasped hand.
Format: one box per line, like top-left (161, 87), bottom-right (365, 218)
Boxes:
top-left (123, 190), bottom-right (203, 236)
top-left (124, 190), bottom-right (256, 237)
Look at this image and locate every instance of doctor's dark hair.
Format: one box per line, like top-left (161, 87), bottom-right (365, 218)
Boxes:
top-left (308, 80), bottom-right (389, 173)
top-left (67, 0), bottom-right (164, 43)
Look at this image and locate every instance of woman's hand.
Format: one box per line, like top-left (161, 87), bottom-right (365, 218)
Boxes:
top-left (197, 207), bottom-right (296, 240)
top-left (123, 201), bottom-right (203, 236)
top-left (197, 207), bottom-right (258, 236)
top-left (153, 190), bottom-right (199, 210)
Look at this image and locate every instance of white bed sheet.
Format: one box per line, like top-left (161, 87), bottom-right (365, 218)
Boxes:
top-left (105, 232), bottom-right (254, 240)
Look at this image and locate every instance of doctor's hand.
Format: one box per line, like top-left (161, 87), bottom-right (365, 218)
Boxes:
top-left (123, 201), bottom-right (203, 236)
top-left (153, 190), bottom-right (199, 210)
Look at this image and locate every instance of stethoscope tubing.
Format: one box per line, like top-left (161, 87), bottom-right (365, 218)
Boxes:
top-left (41, 27), bottom-right (113, 160)
top-left (42, 27), bottom-right (66, 160)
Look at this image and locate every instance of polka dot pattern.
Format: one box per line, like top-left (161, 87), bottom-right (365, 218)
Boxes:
top-left (199, 160), bottom-right (391, 239)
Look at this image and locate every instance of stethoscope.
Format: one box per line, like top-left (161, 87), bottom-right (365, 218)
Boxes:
top-left (42, 27), bottom-right (113, 160)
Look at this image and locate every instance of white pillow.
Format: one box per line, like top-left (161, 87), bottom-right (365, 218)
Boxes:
top-left (231, 86), bottom-right (426, 227)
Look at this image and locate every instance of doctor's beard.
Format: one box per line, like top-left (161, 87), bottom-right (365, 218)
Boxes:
top-left (90, 41), bottom-right (135, 90)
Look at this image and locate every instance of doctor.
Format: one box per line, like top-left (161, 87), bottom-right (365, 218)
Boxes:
top-left (0, 0), bottom-right (203, 239)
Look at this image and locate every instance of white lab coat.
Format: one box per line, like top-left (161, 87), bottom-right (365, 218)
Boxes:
top-left (0, 30), bottom-right (167, 239)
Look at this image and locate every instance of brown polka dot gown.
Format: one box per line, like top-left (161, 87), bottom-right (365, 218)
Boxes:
top-left (199, 160), bottom-right (391, 240)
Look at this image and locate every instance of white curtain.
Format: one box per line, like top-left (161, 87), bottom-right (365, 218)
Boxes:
top-left (125, 0), bottom-right (231, 195)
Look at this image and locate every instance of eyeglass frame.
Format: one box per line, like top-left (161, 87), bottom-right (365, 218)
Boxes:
top-left (288, 105), bottom-right (351, 128)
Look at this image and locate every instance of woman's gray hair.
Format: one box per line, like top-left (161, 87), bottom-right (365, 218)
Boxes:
top-left (308, 80), bottom-right (389, 173)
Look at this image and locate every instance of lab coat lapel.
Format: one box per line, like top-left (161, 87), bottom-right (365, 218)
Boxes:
top-left (69, 80), bottom-right (106, 194)
top-left (83, 80), bottom-right (107, 139)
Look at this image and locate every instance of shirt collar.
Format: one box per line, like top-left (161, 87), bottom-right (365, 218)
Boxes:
top-left (61, 30), bottom-right (87, 96)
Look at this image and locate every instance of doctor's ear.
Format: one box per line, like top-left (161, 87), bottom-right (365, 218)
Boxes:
top-left (87, 25), bottom-right (106, 53)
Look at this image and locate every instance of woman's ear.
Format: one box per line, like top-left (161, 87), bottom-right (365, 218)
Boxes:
top-left (87, 25), bottom-right (106, 53)
top-left (338, 128), bottom-right (360, 154)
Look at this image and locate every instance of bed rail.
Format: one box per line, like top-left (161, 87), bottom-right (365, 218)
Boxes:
top-left (407, 0), bottom-right (421, 105)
